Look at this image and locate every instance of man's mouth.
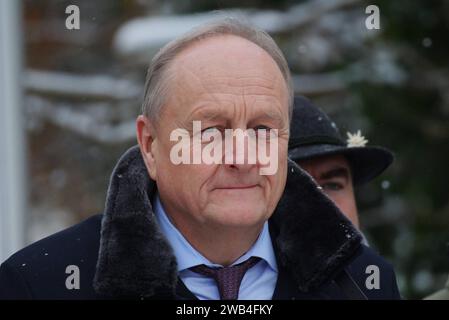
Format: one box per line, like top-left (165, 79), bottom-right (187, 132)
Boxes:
top-left (215, 184), bottom-right (259, 190)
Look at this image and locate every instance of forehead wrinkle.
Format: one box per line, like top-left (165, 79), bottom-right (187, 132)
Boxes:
top-left (189, 106), bottom-right (229, 122)
top-left (201, 72), bottom-right (288, 115)
top-left (198, 68), bottom-right (282, 93)
top-left (199, 74), bottom-right (277, 89)
top-left (192, 72), bottom-right (280, 97)
top-left (170, 41), bottom-right (289, 124)
top-left (201, 79), bottom-right (284, 104)
top-left (184, 90), bottom-right (287, 124)
top-left (185, 98), bottom-right (237, 123)
top-left (206, 85), bottom-right (278, 98)
top-left (174, 67), bottom-right (286, 119)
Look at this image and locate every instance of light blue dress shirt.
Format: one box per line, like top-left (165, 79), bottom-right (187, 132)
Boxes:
top-left (153, 194), bottom-right (278, 300)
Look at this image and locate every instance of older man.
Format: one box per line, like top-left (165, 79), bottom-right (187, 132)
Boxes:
top-left (0, 19), bottom-right (400, 300)
top-left (289, 96), bottom-right (394, 230)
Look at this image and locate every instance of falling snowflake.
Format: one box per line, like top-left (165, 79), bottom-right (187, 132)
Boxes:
top-left (346, 130), bottom-right (368, 147)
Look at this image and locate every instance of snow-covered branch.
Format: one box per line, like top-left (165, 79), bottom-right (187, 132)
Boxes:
top-left (24, 70), bottom-right (142, 101)
top-left (113, 0), bottom-right (362, 58)
top-left (26, 95), bottom-right (136, 144)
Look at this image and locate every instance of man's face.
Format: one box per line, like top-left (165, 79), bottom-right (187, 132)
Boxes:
top-left (138, 35), bottom-right (290, 231)
top-left (297, 154), bottom-right (360, 228)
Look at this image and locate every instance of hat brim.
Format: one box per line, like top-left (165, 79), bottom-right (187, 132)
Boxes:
top-left (288, 144), bottom-right (394, 185)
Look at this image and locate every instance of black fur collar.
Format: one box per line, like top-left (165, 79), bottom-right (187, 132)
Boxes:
top-left (93, 146), bottom-right (361, 298)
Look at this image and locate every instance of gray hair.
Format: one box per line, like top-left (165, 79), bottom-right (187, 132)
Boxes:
top-left (141, 17), bottom-right (293, 124)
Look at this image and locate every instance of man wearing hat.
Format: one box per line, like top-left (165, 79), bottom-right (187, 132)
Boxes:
top-left (288, 95), bottom-right (394, 230)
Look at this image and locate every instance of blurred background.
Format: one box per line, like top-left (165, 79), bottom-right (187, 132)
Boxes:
top-left (0, 0), bottom-right (448, 299)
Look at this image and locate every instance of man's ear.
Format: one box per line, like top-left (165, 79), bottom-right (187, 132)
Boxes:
top-left (136, 115), bottom-right (158, 181)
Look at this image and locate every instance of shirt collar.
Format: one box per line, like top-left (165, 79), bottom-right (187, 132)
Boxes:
top-left (153, 193), bottom-right (278, 272)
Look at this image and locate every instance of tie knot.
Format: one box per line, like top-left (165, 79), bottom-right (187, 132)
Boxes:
top-left (189, 256), bottom-right (261, 300)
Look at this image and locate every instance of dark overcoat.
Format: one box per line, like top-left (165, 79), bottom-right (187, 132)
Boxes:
top-left (0, 146), bottom-right (401, 299)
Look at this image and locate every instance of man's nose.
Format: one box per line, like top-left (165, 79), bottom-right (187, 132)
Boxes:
top-left (224, 129), bottom-right (258, 172)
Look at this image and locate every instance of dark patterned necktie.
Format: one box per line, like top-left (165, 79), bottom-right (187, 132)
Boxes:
top-left (189, 256), bottom-right (261, 300)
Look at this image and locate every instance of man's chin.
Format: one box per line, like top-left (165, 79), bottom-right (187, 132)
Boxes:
top-left (210, 186), bottom-right (264, 203)
top-left (205, 205), bottom-right (268, 228)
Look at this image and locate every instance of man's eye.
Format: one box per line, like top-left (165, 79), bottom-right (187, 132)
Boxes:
top-left (254, 125), bottom-right (273, 137)
top-left (202, 126), bottom-right (220, 134)
top-left (254, 125), bottom-right (272, 131)
top-left (321, 182), bottom-right (343, 191)
top-left (200, 127), bottom-right (222, 141)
